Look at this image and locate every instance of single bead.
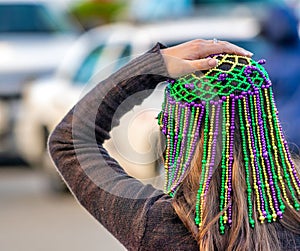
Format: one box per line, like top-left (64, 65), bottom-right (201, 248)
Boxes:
top-left (258, 59), bottom-right (266, 65)
top-left (277, 211), bottom-right (283, 217)
top-left (218, 73), bottom-right (228, 81)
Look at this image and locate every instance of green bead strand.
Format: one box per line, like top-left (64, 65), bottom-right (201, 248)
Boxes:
top-left (238, 99), bottom-right (255, 228)
top-left (195, 105), bottom-right (210, 227)
top-left (268, 89), bottom-right (298, 208)
top-left (219, 98), bottom-right (229, 234)
top-left (259, 90), bottom-right (284, 216)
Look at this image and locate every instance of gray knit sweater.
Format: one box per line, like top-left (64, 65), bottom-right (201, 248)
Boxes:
top-left (48, 43), bottom-right (300, 250)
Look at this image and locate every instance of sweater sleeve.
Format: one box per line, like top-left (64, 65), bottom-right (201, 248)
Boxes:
top-left (48, 43), bottom-right (171, 250)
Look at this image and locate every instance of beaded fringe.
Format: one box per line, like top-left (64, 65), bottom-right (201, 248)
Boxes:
top-left (158, 55), bottom-right (300, 234)
top-left (159, 90), bottom-right (205, 196)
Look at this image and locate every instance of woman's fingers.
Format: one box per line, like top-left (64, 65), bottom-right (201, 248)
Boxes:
top-left (162, 39), bottom-right (253, 62)
top-left (161, 39), bottom-right (253, 77)
top-left (163, 57), bottom-right (219, 78)
top-left (200, 40), bottom-right (253, 58)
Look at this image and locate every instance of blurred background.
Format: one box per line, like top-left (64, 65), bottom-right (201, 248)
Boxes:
top-left (0, 0), bottom-right (299, 250)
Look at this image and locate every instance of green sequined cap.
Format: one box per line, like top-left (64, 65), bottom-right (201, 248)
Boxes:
top-left (158, 54), bottom-right (300, 234)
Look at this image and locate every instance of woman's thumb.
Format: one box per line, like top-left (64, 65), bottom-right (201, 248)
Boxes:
top-left (189, 58), bottom-right (218, 71)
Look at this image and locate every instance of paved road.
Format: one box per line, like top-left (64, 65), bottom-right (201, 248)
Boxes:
top-left (0, 167), bottom-right (126, 251)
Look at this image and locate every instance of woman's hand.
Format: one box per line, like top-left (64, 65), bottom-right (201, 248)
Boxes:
top-left (161, 39), bottom-right (253, 78)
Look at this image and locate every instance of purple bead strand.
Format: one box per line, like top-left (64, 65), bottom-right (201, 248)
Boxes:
top-left (269, 91), bottom-right (300, 189)
top-left (171, 102), bottom-right (182, 165)
top-left (255, 90), bottom-right (279, 215)
top-left (180, 104), bottom-right (205, 182)
top-left (227, 96), bottom-right (236, 225)
top-left (170, 102), bottom-right (192, 191)
top-left (245, 96), bottom-right (268, 216)
top-left (245, 66), bottom-right (279, 215)
top-left (204, 102), bottom-right (221, 195)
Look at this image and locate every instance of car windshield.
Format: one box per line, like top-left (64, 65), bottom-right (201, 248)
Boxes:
top-left (73, 43), bottom-right (132, 85)
top-left (0, 3), bottom-right (77, 33)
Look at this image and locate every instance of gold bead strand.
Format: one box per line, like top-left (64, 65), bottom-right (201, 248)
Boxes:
top-left (223, 98), bottom-right (231, 225)
top-left (264, 89), bottom-right (292, 208)
top-left (253, 94), bottom-right (275, 220)
top-left (243, 97), bottom-right (264, 222)
top-left (199, 104), bottom-right (216, 225)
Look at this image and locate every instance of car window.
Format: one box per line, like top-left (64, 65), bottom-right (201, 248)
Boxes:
top-left (73, 43), bottom-right (132, 86)
top-left (73, 45), bottom-right (105, 85)
top-left (0, 3), bottom-right (76, 33)
top-left (93, 43), bottom-right (132, 74)
top-left (114, 44), bottom-right (132, 71)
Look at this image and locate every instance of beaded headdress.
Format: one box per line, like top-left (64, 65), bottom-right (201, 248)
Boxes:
top-left (158, 54), bottom-right (300, 234)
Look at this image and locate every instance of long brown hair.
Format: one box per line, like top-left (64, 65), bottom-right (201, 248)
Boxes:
top-left (171, 124), bottom-right (300, 250)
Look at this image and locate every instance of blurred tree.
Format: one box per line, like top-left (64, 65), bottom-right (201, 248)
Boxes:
top-left (70, 0), bottom-right (127, 30)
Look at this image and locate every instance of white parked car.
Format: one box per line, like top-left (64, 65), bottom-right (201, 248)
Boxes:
top-left (14, 16), bottom-right (262, 189)
top-left (0, 0), bottom-right (81, 157)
